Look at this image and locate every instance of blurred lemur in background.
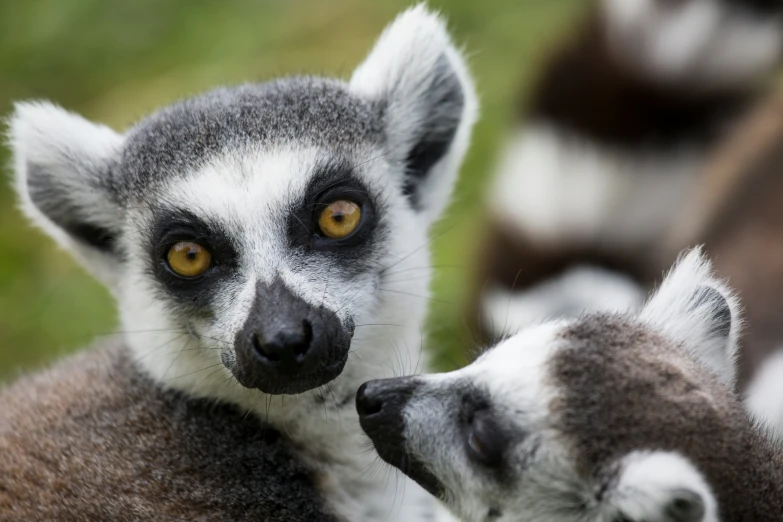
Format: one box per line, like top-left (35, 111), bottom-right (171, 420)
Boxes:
top-left (1, 6), bottom-right (476, 521)
top-left (472, 0), bottom-right (783, 340)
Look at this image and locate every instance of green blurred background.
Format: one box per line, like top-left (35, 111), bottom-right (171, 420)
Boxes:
top-left (0, 0), bottom-right (581, 380)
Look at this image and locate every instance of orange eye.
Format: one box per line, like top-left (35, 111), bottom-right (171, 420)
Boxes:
top-left (318, 200), bottom-right (361, 239)
top-left (166, 241), bottom-right (212, 278)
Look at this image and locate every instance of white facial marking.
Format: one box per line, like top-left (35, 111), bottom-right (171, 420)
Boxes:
top-left (607, 450), bottom-right (719, 522)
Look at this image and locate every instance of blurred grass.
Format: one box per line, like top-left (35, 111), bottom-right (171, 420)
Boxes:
top-left (0, 0), bottom-right (581, 380)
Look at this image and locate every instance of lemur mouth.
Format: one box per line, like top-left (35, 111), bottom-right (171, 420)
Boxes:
top-left (231, 344), bottom-right (350, 395)
top-left (356, 378), bottom-right (446, 499)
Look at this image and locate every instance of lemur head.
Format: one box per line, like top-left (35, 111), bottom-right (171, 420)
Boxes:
top-left (600, 0), bottom-right (783, 88)
top-left (7, 6), bottom-right (477, 399)
top-left (359, 249), bottom-right (745, 522)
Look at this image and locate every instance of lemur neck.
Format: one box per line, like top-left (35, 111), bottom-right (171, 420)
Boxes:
top-left (526, 16), bottom-right (752, 152)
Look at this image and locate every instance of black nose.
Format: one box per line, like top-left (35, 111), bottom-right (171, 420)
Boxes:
top-left (231, 278), bottom-right (351, 395)
top-left (356, 378), bottom-right (420, 429)
top-left (251, 320), bottom-right (313, 373)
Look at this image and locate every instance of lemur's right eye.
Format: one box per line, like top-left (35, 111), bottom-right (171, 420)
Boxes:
top-left (166, 241), bottom-right (212, 278)
top-left (317, 200), bottom-right (362, 239)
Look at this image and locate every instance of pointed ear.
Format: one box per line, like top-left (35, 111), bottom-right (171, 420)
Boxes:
top-left (640, 248), bottom-right (741, 388)
top-left (350, 5), bottom-right (478, 226)
top-left (607, 451), bottom-right (717, 522)
top-left (7, 101), bottom-right (125, 287)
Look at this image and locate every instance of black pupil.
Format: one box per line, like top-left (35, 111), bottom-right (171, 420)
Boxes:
top-left (186, 248), bottom-right (198, 261)
top-left (333, 213), bottom-right (344, 223)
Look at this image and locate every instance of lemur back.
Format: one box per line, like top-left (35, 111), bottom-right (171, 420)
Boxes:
top-left (0, 344), bottom-right (331, 520)
top-left (359, 250), bottom-right (783, 522)
top-left (472, 0), bottom-right (783, 337)
top-left (2, 7), bottom-right (476, 521)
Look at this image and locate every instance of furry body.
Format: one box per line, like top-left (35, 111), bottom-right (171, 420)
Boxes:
top-left (0, 343), bottom-right (333, 521)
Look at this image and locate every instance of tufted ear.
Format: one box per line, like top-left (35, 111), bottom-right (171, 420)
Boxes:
top-left (640, 248), bottom-right (741, 388)
top-left (606, 451), bottom-right (718, 522)
top-left (350, 4), bottom-right (478, 226)
top-left (7, 101), bottom-right (125, 287)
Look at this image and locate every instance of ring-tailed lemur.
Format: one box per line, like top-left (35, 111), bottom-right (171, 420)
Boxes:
top-left (473, 0), bottom-right (783, 337)
top-left (359, 249), bottom-right (783, 521)
top-left (1, 6), bottom-right (476, 520)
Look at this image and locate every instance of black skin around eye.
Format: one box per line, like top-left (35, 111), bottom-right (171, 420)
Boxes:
top-left (466, 409), bottom-right (507, 468)
top-left (285, 160), bottom-right (386, 278)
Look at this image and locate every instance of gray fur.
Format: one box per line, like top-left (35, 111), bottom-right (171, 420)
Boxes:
top-left (119, 79), bottom-right (384, 200)
top-left (553, 314), bottom-right (783, 521)
top-left (0, 342), bottom-right (335, 521)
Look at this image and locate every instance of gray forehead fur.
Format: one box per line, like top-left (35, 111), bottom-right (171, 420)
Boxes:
top-left (550, 314), bottom-right (783, 521)
top-left (116, 77), bottom-right (385, 199)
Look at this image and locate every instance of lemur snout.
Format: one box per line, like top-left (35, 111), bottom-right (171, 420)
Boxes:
top-left (357, 377), bottom-right (444, 498)
top-left (232, 278), bottom-right (351, 394)
top-left (357, 378), bottom-right (419, 448)
top-left (356, 378), bottom-right (418, 421)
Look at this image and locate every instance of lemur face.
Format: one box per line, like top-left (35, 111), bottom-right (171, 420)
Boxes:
top-left (601, 0), bottom-right (783, 88)
top-left (359, 250), bottom-right (739, 522)
top-left (9, 7), bottom-right (476, 396)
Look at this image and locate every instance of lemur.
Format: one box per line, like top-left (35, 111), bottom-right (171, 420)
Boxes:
top-left (359, 249), bottom-right (783, 522)
top-left (471, 0), bottom-right (783, 338)
top-left (1, 6), bottom-right (476, 521)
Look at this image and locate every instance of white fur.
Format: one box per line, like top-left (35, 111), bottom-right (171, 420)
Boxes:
top-left (490, 125), bottom-right (700, 248)
top-left (7, 101), bottom-right (125, 287)
top-left (602, 0), bottom-right (783, 88)
top-left (350, 4), bottom-right (478, 226)
top-left (483, 265), bottom-right (644, 335)
top-left (640, 248), bottom-right (741, 387)
top-left (607, 451), bottom-right (719, 522)
top-left (746, 350), bottom-right (783, 440)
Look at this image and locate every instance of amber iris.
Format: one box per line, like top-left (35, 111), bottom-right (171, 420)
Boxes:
top-left (166, 241), bottom-right (212, 278)
top-left (318, 200), bottom-right (361, 239)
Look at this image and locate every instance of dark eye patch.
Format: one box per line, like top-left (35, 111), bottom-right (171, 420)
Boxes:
top-left (146, 206), bottom-right (240, 311)
top-left (286, 158), bottom-right (384, 275)
top-left (460, 388), bottom-right (513, 475)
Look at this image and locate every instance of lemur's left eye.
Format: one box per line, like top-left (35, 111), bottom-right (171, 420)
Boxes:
top-left (166, 241), bottom-right (212, 278)
top-left (318, 200), bottom-right (361, 239)
top-left (465, 409), bottom-right (506, 468)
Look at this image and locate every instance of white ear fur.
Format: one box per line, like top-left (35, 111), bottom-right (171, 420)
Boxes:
top-left (606, 450), bottom-right (718, 522)
top-left (640, 248), bottom-right (741, 388)
top-left (350, 4), bottom-right (478, 225)
top-left (7, 101), bottom-right (125, 287)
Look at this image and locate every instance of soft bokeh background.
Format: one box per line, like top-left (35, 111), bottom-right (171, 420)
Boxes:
top-left (0, 0), bottom-right (582, 380)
